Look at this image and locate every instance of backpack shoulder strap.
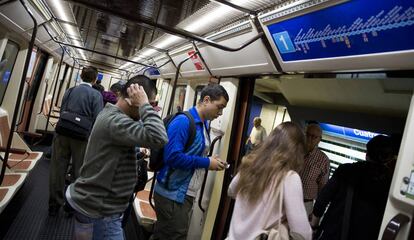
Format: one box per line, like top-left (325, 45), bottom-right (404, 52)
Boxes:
top-left (182, 111), bottom-right (196, 151)
top-left (165, 111), bottom-right (197, 151)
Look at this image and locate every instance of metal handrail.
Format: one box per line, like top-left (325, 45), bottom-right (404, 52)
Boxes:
top-left (0, 0), bottom-right (38, 185)
top-left (67, 0), bottom-right (264, 52)
top-left (38, 81), bottom-right (49, 114)
top-left (44, 48), bottom-right (64, 133)
top-left (148, 50), bottom-right (199, 210)
top-left (167, 50), bottom-right (199, 115)
top-left (166, 51), bottom-right (181, 78)
top-left (52, 39), bottom-right (154, 68)
top-left (15, 75), bottom-right (32, 127)
top-left (198, 135), bottom-right (223, 212)
top-left (212, 0), bottom-right (257, 15)
top-left (192, 42), bottom-right (213, 77)
top-left (64, 60), bottom-right (76, 92)
top-left (74, 58), bottom-right (129, 75)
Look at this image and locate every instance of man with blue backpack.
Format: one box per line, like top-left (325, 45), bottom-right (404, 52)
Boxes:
top-left (152, 84), bottom-right (229, 240)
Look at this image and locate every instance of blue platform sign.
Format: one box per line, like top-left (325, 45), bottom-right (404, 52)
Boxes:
top-left (97, 73), bottom-right (103, 81)
top-left (320, 123), bottom-right (382, 143)
top-left (147, 67), bottom-right (160, 76)
top-left (267, 0), bottom-right (414, 61)
top-left (2, 71), bottom-right (10, 84)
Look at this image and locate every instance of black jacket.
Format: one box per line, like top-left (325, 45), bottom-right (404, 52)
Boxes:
top-left (313, 161), bottom-right (392, 240)
top-left (56, 83), bottom-right (103, 140)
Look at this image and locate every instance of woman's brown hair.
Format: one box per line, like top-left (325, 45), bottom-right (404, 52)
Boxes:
top-left (236, 122), bottom-right (305, 204)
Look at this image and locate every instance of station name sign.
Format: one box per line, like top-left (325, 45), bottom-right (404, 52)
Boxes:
top-left (320, 123), bottom-right (381, 143)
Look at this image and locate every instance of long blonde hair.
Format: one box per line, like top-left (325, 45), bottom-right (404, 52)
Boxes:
top-left (236, 122), bottom-right (305, 204)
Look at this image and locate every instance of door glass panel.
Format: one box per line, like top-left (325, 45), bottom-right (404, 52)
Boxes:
top-left (172, 85), bottom-right (186, 114)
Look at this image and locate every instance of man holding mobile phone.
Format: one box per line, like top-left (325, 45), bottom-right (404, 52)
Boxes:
top-left (152, 84), bottom-right (229, 240)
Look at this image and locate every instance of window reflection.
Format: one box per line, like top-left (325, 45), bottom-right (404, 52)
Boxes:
top-left (0, 40), bottom-right (19, 105)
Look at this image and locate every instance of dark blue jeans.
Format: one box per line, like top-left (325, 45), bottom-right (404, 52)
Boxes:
top-left (74, 211), bottom-right (124, 240)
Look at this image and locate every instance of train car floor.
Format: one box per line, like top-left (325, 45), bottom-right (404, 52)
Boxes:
top-left (0, 144), bottom-right (148, 240)
top-left (0, 145), bottom-right (73, 240)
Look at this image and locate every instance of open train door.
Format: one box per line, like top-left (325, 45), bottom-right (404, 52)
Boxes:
top-left (379, 95), bottom-right (414, 240)
top-left (16, 48), bottom-right (48, 133)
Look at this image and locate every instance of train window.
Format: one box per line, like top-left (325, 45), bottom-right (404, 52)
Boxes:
top-left (0, 40), bottom-right (20, 105)
top-left (193, 85), bottom-right (205, 106)
top-left (171, 85), bottom-right (186, 114)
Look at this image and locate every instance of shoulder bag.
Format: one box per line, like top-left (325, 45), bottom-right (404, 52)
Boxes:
top-left (56, 87), bottom-right (93, 139)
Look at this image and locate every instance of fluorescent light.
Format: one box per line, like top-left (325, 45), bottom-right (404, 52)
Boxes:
top-left (48, 0), bottom-right (88, 61)
top-left (121, 0), bottom-right (251, 71)
top-left (182, 0), bottom-right (252, 32)
top-left (50, 0), bottom-right (71, 22)
top-left (155, 35), bottom-right (182, 49)
top-left (183, 5), bottom-right (234, 32)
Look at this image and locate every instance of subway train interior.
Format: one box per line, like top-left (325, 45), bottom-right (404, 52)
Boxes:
top-left (0, 0), bottom-right (413, 239)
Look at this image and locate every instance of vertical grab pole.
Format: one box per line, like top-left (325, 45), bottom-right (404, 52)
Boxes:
top-left (198, 136), bottom-right (222, 212)
top-left (167, 50), bottom-right (199, 115)
top-left (44, 47), bottom-right (64, 133)
top-left (0, 0), bottom-right (37, 185)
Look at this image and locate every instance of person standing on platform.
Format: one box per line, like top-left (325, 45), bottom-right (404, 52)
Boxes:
top-left (299, 122), bottom-right (330, 218)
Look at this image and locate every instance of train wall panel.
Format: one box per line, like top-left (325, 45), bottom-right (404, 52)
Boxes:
top-left (160, 29), bottom-right (277, 78)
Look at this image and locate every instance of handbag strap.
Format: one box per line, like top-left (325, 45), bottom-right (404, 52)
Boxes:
top-left (62, 87), bottom-right (75, 112)
top-left (269, 171), bottom-right (292, 234)
top-left (277, 174), bottom-right (284, 232)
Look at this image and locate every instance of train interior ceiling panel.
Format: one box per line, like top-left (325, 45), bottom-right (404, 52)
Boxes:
top-left (0, 0), bottom-right (413, 239)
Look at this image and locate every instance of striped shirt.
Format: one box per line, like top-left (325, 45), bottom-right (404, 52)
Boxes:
top-left (68, 103), bottom-right (168, 217)
top-left (299, 148), bottom-right (330, 200)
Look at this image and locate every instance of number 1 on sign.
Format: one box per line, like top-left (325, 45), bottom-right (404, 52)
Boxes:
top-left (272, 31), bottom-right (295, 54)
top-left (279, 35), bottom-right (289, 50)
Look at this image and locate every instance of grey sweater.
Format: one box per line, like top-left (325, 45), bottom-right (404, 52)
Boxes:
top-left (68, 103), bottom-right (168, 217)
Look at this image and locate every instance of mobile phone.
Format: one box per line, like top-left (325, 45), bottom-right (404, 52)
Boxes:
top-left (219, 160), bottom-right (230, 169)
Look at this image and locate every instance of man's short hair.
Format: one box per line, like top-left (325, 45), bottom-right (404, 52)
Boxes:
top-left (110, 82), bottom-right (122, 94)
top-left (199, 84), bottom-right (229, 103)
top-left (306, 122), bottom-right (322, 135)
top-left (253, 117), bottom-right (261, 125)
top-left (81, 66), bottom-right (98, 83)
top-left (366, 135), bottom-right (393, 163)
top-left (120, 75), bottom-right (157, 99)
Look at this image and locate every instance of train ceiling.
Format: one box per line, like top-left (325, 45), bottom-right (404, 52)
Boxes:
top-left (16, 0), bottom-right (283, 75)
top-left (69, 0), bottom-right (211, 69)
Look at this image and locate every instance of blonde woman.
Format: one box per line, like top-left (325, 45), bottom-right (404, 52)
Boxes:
top-left (228, 122), bottom-right (312, 240)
